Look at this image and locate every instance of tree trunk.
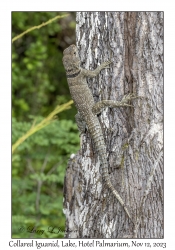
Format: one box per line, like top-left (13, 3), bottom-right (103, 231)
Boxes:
top-left (63, 12), bottom-right (163, 239)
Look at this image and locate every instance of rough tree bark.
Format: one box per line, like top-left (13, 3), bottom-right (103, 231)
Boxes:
top-left (63, 12), bottom-right (163, 239)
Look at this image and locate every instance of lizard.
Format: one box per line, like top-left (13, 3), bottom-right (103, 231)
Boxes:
top-left (62, 44), bottom-right (136, 221)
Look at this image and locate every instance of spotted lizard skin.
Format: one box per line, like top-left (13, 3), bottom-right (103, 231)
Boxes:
top-left (62, 44), bottom-right (133, 220)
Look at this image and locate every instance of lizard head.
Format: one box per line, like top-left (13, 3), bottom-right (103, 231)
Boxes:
top-left (62, 45), bottom-right (80, 74)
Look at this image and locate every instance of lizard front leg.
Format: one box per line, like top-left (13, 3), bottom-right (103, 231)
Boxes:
top-left (82, 61), bottom-right (111, 78)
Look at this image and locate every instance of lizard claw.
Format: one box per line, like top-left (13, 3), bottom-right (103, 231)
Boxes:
top-left (102, 61), bottom-right (112, 67)
top-left (123, 103), bottom-right (134, 107)
top-left (122, 93), bottom-right (143, 102)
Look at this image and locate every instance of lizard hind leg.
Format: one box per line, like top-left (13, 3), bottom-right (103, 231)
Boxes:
top-left (92, 94), bottom-right (140, 115)
top-left (92, 99), bottom-right (130, 116)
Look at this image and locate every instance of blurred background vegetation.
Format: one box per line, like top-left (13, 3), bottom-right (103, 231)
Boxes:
top-left (12, 12), bottom-right (79, 238)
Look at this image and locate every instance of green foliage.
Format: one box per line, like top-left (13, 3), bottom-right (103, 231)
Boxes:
top-left (12, 117), bottom-right (79, 238)
top-left (12, 14), bottom-right (69, 43)
top-left (12, 12), bottom-right (76, 120)
top-left (12, 12), bottom-right (77, 238)
top-left (12, 100), bottom-right (73, 154)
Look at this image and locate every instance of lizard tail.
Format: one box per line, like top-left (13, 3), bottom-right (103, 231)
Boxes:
top-left (102, 168), bottom-right (132, 220)
top-left (88, 117), bottom-right (132, 220)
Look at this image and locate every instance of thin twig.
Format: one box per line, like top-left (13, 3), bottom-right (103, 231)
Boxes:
top-left (12, 100), bottom-right (73, 154)
top-left (36, 179), bottom-right (42, 212)
top-left (12, 14), bottom-right (69, 43)
top-left (47, 160), bottom-right (64, 176)
top-left (26, 158), bottom-right (35, 173)
top-left (40, 155), bottom-right (48, 173)
top-left (26, 157), bottom-right (42, 211)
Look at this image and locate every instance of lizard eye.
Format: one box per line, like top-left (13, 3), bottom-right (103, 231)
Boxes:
top-left (74, 52), bottom-right (76, 55)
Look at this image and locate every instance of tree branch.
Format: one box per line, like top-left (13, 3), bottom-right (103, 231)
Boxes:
top-left (12, 14), bottom-right (69, 43)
